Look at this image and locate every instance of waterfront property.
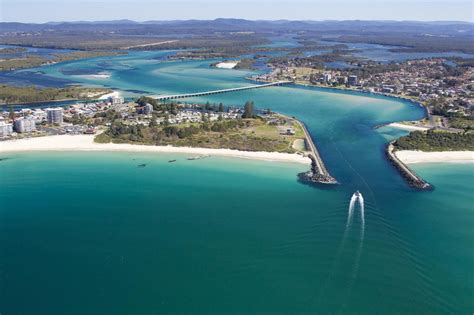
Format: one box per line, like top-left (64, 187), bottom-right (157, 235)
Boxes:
top-left (0, 118), bottom-right (13, 137)
top-left (14, 116), bottom-right (36, 133)
top-left (46, 107), bottom-right (64, 124)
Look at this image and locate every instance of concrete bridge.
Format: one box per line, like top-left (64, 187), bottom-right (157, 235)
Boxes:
top-left (155, 81), bottom-right (292, 101)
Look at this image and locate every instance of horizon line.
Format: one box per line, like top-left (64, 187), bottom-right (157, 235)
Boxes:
top-left (2, 18), bottom-right (473, 24)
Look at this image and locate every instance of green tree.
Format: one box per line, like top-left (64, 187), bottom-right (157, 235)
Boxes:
top-left (242, 101), bottom-right (255, 118)
top-left (149, 117), bottom-right (157, 128)
top-left (163, 114), bottom-right (170, 126)
top-left (9, 105), bottom-right (15, 120)
top-left (137, 96), bottom-right (158, 108)
top-left (201, 112), bottom-right (208, 123)
top-left (218, 102), bottom-right (224, 112)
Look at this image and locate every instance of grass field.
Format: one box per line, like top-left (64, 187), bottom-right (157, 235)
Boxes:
top-left (96, 116), bottom-right (309, 154)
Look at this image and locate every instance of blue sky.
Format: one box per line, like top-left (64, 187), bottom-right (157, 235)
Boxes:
top-left (1, 0), bottom-right (472, 23)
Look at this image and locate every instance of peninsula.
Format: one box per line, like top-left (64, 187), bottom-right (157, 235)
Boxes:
top-left (0, 97), bottom-right (317, 166)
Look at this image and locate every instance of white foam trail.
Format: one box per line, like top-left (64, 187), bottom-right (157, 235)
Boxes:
top-left (340, 192), bottom-right (366, 312)
top-left (347, 194), bottom-right (357, 227)
top-left (358, 194), bottom-right (365, 226)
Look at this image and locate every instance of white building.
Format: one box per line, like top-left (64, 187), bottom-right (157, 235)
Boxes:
top-left (46, 108), bottom-right (63, 124)
top-left (0, 121), bottom-right (13, 137)
top-left (14, 117), bottom-right (36, 133)
top-left (348, 75), bottom-right (358, 86)
top-left (109, 96), bottom-right (124, 105)
top-left (323, 73), bottom-right (332, 83)
top-left (137, 103), bottom-right (153, 115)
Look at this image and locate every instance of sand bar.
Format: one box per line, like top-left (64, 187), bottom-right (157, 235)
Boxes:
top-left (388, 123), bottom-right (430, 131)
top-left (75, 72), bottom-right (111, 79)
top-left (99, 91), bottom-right (121, 100)
top-left (215, 61), bottom-right (238, 69)
top-left (0, 135), bottom-right (310, 165)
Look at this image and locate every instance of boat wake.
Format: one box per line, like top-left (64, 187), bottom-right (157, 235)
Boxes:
top-left (315, 190), bottom-right (367, 307)
top-left (340, 191), bottom-right (366, 312)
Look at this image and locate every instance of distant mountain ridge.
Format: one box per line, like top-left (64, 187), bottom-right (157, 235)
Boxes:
top-left (1, 19), bottom-right (472, 53)
top-left (1, 19), bottom-right (472, 33)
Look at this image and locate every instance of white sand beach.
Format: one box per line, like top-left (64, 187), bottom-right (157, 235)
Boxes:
top-left (388, 122), bottom-right (430, 131)
top-left (395, 150), bottom-right (474, 164)
top-left (215, 61), bottom-right (238, 69)
top-left (0, 135), bottom-right (311, 165)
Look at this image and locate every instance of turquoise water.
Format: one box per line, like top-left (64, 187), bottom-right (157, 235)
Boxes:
top-left (0, 51), bottom-right (473, 314)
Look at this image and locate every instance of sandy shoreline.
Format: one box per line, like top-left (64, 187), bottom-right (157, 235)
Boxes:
top-left (388, 122), bottom-right (430, 131)
top-left (0, 135), bottom-right (311, 165)
top-left (395, 150), bottom-right (474, 164)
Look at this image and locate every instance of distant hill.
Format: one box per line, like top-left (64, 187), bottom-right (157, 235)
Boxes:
top-left (1, 19), bottom-right (472, 36)
top-left (0, 19), bottom-right (472, 53)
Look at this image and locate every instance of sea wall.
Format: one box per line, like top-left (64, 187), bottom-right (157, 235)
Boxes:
top-left (297, 121), bottom-right (338, 185)
top-left (386, 142), bottom-right (433, 190)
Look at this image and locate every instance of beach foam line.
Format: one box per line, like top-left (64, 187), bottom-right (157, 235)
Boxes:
top-left (0, 135), bottom-right (311, 165)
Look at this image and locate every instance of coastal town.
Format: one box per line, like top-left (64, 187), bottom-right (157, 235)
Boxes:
top-left (0, 94), bottom-right (311, 154)
top-left (0, 96), bottom-right (238, 137)
top-left (3, 57), bottom-right (472, 139)
top-left (1, 54), bottom-right (473, 188)
top-left (1, 92), bottom-right (347, 183)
